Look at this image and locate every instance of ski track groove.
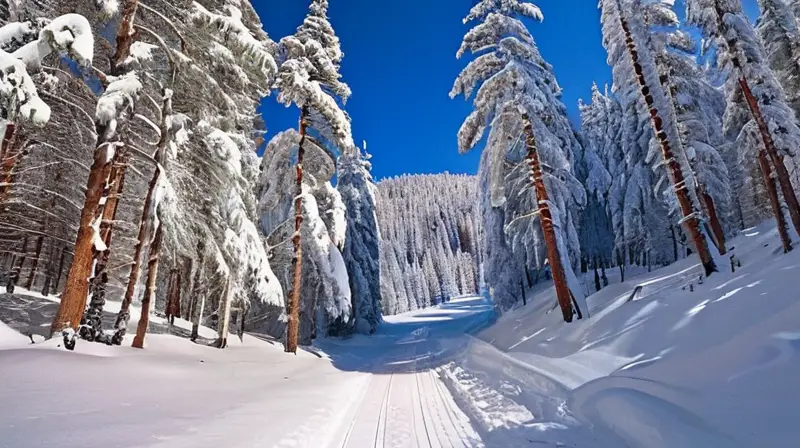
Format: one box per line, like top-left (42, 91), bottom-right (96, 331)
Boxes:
top-left (414, 369), bottom-right (439, 448)
top-left (431, 369), bottom-right (472, 446)
top-left (339, 375), bottom-right (374, 448)
top-left (375, 373), bottom-right (394, 448)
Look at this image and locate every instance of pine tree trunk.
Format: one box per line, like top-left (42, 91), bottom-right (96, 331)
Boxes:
top-left (50, 0), bottom-right (140, 338)
top-left (131, 225), bottom-right (162, 349)
top-left (617, 11), bottom-right (717, 276)
top-left (115, 90), bottom-right (172, 341)
top-left (182, 258), bottom-right (194, 320)
top-left (593, 258), bottom-right (601, 292)
top-left (190, 246), bottom-right (205, 341)
top-left (165, 268), bottom-right (181, 323)
top-left (286, 106), bottom-right (309, 353)
top-left (8, 236), bottom-right (29, 291)
top-left (53, 246), bottom-right (67, 295)
top-left (191, 290), bottom-right (206, 343)
top-left (49, 148), bottom-right (114, 336)
top-left (522, 113), bottom-right (573, 323)
top-left (214, 277), bottom-right (233, 349)
top-left (758, 150), bottom-right (793, 253)
top-left (24, 235), bottom-right (44, 290)
top-left (82, 153), bottom-right (127, 342)
top-left (699, 188), bottom-right (727, 255)
top-left (0, 123), bottom-right (15, 161)
top-left (712, 0), bottom-right (800, 237)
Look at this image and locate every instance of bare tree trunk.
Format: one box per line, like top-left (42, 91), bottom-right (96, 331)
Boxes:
top-left (522, 113), bottom-right (574, 323)
top-left (190, 249), bottom-right (206, 342)
top-left (286, 106), bottom-right (308, 353)
top-left (617, 9), bottom-right (717, 276)
top-left (24, 235), bottom-right (43, 290)
top-left (758, 150), bottom-right (793, 253)
top-left (131, 225), bottom-right (162, 349)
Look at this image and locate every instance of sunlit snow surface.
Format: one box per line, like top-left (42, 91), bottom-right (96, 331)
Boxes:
top-left (2, 222), bottom-right (800, 447)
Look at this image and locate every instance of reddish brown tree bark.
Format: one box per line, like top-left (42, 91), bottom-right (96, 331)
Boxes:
top-left (50, 0), bottom-right (140, 337)
top-left (50, 149), bottom-right (114, 335)
top-left (132, 225), bottom-right (162, 349)
top-left (522, 114), bottom-right (574, 323)
top-left (699, 187), bottom-right (727, 255)
top-left (286, 106), bottom-right (309, 353)
top-left (617, 10), bottom-right (717, 276)
top-left (758, 150), bottom-right (793, 253)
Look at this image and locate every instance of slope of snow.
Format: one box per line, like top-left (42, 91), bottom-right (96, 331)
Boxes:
top-left (474, 221), bottom-right (800, 447)
top-left (0, 319), bottom-right (29, 348)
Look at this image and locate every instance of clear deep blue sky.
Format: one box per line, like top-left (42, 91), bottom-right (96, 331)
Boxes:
top-left (254, 0), bottom-right (759, 180)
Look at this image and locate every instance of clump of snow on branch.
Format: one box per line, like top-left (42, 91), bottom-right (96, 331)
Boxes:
top-left (13, 14), bottom-right (94, 70)
top-left (0, 51), bottom-right (50, 125)
top-left (95, 73), bottom-right (142, 140)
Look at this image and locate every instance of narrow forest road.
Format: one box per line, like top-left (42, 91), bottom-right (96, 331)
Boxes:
top-left (315, 296), bottom-right (495, 448)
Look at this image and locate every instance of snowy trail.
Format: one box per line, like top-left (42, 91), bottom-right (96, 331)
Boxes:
top-left (322, 296), bottom-right (492, 448)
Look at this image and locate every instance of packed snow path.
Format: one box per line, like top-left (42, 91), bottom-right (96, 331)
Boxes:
top-left (317, 296), bottom-right (494, 448)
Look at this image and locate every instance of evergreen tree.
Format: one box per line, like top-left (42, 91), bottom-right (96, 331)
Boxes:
top-left (451, 0), bottom-right (588, 319)
top-left (599, 0), bottom-right (718, 275)
top-left (272, 0), bottom-right (353, 353)
top-left (686, 0), bottom-right (800, 242)
top-left (338, 145), bottom-right (382, 334)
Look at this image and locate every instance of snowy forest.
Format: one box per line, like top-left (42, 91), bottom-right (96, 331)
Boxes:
top-left (0, 0), bottom-right (798, 365)
top-left (5, 0), bottom-right (800, 446)
top-left (376, 174), bottom-right (482, 315)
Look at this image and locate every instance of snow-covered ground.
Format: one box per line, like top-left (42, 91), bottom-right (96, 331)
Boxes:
top-left (2, 222), bottom-right (799, 447)
top-left (474, 222), bottom-right (800, 446)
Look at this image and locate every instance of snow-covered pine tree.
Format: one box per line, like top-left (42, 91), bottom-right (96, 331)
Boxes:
top-left (102, 0), bottom-right (284, 348)
top-left (257, 129), bottom-right (351, 345)
top-left (451, 0), bottom-right (588, 319)
top-left (644, 0), bottom-right (732, 253)
top-left (338, 144), bottom-right (382, 334)
top-left (576, 89), bottom-right (614, 289)
top-left (686, 0), bottom-right (800, 240)
top-left (272, 0), bottom-right (353, 353)
top-left (756, 0), bottom-right (800, 124)
top-left (599, 0), bottom-right (717, 276)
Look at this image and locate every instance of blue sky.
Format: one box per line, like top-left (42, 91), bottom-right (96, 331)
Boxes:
top-left (255, 0), bottom-right (759, 180)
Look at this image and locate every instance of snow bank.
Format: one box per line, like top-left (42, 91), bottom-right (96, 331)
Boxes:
top-left (476, 221), bottom-right (800, 447)
top-left (0, 320), bottom-right (29, 348)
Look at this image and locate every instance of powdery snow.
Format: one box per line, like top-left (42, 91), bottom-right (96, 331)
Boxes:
top-left (476, 221), bottom-right (800, 446)
top-left (2, 222), bottom-right (800, 447)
